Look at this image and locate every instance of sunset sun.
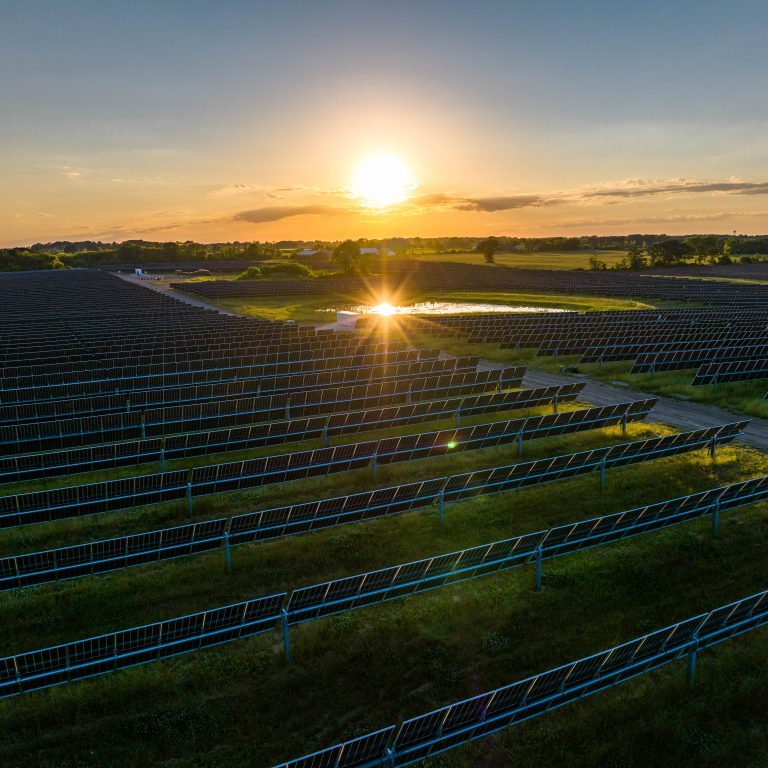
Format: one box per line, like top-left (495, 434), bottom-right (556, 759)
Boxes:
top-left (351, 153), bottom-right (415, 209)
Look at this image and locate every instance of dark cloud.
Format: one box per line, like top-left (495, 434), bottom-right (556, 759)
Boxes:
top-left (405, 192), bottom-right (557, 212)
top-left (455, 194), bottom-right (557, 211)
top-left (233, 204), bottom-right (351, 224)
top-left (585, 180), bottom-right (768, 199)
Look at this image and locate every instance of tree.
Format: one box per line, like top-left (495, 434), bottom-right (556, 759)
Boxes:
top-left (476, 237), bottom-right (499, 264)
top-left (589, 255), bottom-right (608, 270)
top-left (722, 237), bottom-right (739, 260)
top-left (626, 244), bottom-right (646, 270)
top-left (332, 240), bottom-right (364, 274)
top-left (684, 235), bottom-right (719, 264)
top-left (647, 239), bottom-right (691, 267)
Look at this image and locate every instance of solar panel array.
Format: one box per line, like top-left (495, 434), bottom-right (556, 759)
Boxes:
top-left (1, 459), bottom-right (761, 698)
top-left (0, 399), bottom-right (656, 526)
top-left (0, 422), bottom-right (744, 591)
top-left (384, 307), bottom-right (768, 386)
top-left (0, 385), bottom-right (577, 484)
top-left (0, 368), bottom-right (524, 451)
top-left (276, 587), bottom-right (768, 767)
top-left (2, 266), bottom-right (762, 758)
top-left (175, 259), bottom-right (768, 305)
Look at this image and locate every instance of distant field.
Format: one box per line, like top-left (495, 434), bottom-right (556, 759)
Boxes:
top-left (405, 249), bottom-right (630, 269)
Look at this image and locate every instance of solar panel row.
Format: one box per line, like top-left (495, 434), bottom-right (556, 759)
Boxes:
top-left (0, 338), bottom-right (405, 379)
top-left (390, 310), bottom-right (768, 386)
top-left (0, 349), bottom-right (439, 403)
top-left (0, 357), bottom-right (492, 424)
top-left (0, 400), bottom-right (656, 526)
top-left (274, 587), bottom-right (768, 767)
top-left (0, 422), bottom-right (745, 591)
top-left (176, 260), bottom-right (768, 304)
top-left (0, 385), bottom-right (585, 483)
top-left (0, 368), bottom-right (529, 454)
top-left (1, 465), bottom-right (763, 700)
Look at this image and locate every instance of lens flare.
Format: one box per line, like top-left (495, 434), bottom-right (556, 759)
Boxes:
top-left (372, 302), bottom-right (396, 316)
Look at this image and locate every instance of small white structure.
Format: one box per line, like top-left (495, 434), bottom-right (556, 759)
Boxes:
top-left (336, 311), bottom-right (361, 329)
top-left (134, 268), bottom-right (144, 277)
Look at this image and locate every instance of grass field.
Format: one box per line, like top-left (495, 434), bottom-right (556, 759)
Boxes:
top-left (404, 249), bottom-right (630, 270)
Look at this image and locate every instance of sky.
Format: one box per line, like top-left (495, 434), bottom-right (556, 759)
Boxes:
top-left (2, 0), bottom-right (768, 246)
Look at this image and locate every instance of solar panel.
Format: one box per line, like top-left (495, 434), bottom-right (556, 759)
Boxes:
top-left (271, 727), bottom-right (397, 768)
top-left (274, 585), bottom-right (768, 767)
top-left (0, 592), bottom-right (286, 697)
top-left (0, 423), bottom-right (749, 592)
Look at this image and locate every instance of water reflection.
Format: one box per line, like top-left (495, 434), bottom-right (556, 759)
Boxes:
top-left (353, 301), bottom-right (566, 315)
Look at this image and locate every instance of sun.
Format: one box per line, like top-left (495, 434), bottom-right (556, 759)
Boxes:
top-left (372, 302), bottom-right (396, 316)
top-left (351, 153), bottom-right (415, 209)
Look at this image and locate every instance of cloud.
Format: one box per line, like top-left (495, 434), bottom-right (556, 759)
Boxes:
top-left (454, 194), bottom-right (558, 211)
top-left (208, 183), bottom-right (315, 199)
top-left (583, 178), bottom-right (768, 199)
top-left (233, 204), bottom-right (353, 224)
top-left (401, 192), bottom-right (558, 213)
top-left (208, 183), bottom-right (265, 198)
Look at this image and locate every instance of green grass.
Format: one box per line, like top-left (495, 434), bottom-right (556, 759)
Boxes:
top-left (0, 437), bottom-right (766, 767)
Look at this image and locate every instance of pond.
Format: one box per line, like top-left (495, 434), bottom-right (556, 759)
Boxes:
top-left (352, 301), bottom-right (567, 316)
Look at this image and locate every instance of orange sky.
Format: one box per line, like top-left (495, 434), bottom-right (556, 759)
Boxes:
top-left (3, 2), bottom-right (768, 246)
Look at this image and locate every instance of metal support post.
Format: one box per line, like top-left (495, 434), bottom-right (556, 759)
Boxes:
top-left (186, 483), bottom-right (193, 515)
top-left (282, 609), bottom-right (291, 662)
top-left (455, 408), bottom-right (461, 428)
top-left (553, 392), bottom-right (559, 414)
top-left (321, 426), bottom-right (329, 448)
top-left (621, 413), bottom-right (628, 437)
top-left (438, 490), bottom-right (445, 524)
top-left (599, 457), bottom-right (607, 491)
top-left (687, 635), bottom-right (698, 684)
top-left (712, 500), bottom-right (720, 539)
top-left (535, 546), bottom-right (543, 591)
top-left (223, 531), bottom-right (232, 573)
top-left (370, 453), bottom-right (379, 480)
top-left (709, 437), bottom-right (717, 462)
top-left (517, 431), bottom-right (524, 457)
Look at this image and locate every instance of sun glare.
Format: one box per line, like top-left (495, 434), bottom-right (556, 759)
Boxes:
top-left (351, 153), bottom-right (415, 208)
top-left (372, 302), bottom-right (396, 316)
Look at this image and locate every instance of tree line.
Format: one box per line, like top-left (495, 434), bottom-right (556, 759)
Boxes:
top-left (2, 234), bottom-right (768, 273)
top-left (588, 235), bottom-right (768, 271)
